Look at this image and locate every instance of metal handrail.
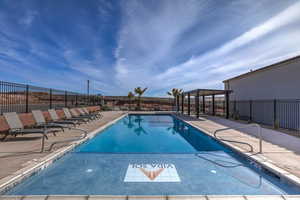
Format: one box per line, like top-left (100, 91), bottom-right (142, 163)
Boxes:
top-left (213, 123), bottom-right (262, 153)
top-left (45, 125), bottom-right (88, 152)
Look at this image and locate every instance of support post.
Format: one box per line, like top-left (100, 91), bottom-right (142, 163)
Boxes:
top-left (75, 95), bottom-right (78, 106)
top-left (273, 99), bottom-right (277, 127)
top-left (196, 90), bottom-right (200, 118)
top-left (202, 96), bottom-right (205, 114)
top-left (181, 94), bottom-right (184, 114)
top-left (25, 85), bottom-right (29, 113)
top-left (64, 91), bottom-right (67, 107)
top-left (177, 95), bottom-right (180, 112)
top-left (187, 93), bottom-right (190, 115)
top-left (49, 89), bottom-right (52, 109)
top-left (212, 94), bottom-right (215, 116)
top-left (225, 91), bottom-right (229, 119)
top-left (249, 100), bottom-right (252, 121)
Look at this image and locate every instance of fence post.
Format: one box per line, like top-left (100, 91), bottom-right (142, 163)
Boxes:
top-left (49, 89), bottom-right (52, 109)
top-left (65, 91), bottom-right (67, 107)
top-left (234, 100), bottom-right (236, 113)
top-left (202, 96), bottom-right (205, 114)
top-left (181, 94), bottom-right (184, 114)
top-left (25, 85), bottom-right (29, 113)
top-left (249, 100), bottom-right (252, 121)
top-left (187, 93), bottom-right (190, 115)
top-left (196, 90), bottom-right (200, 118)
top-left (273, 99), bottom-right (277, 127)
top-left (176, 95), bottom-right (180, 112)
top-left (225, 91), bottom-right (229, 119)
top-left (212, 94), bottom-right (215, 116)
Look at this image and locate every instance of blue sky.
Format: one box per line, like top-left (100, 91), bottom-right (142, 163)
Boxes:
top-left (1, 0), bottom-right (300, 96)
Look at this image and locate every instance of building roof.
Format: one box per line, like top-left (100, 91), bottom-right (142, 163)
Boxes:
top-left (182, 89), bottom-right (231, 96)
top-left (223, 54), bottom-right (300, 83)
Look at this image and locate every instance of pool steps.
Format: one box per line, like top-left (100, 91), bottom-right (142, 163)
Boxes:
top-left (172, 113), bottom-right (300, 189)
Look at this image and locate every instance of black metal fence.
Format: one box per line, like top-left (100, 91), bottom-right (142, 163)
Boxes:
top-left (102, 96), bottom-right (174, 111)
top-left (0, 81), bottom-right (101, 114)
top-left (229, 99), bottom-right (300, 131)
top-left (180, 96), bottom-right (300, 132)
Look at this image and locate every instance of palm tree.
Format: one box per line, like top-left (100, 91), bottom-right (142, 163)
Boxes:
top-left (134, 87), bottom-right (148, 110)
top-left (127, 91), bottom-right (135, 111)
top-left (167, 88), bottom-right (183, 110)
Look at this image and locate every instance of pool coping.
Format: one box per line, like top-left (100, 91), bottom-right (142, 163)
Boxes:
top-left (0, 112), bottom-right (300, 198)
top-left (171, 113), bottom-right (300, 188)
top-left (1, 194), bottom-right (300, 200)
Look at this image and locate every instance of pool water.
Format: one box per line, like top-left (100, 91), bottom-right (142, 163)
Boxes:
top-left (77, 114), bottom-right (224, 153)
top-left (5, 114), bottom-right (300, 195)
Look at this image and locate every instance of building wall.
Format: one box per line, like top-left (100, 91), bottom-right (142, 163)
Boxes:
top-left (224, 59), bottom-right (300, 100)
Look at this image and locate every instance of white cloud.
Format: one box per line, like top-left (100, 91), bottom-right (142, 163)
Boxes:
top-left (111, 0), bottom-right (300, 95)
top-left (157, 1), bottom-right (300, 80)
top-left (1, 0), bottom-right (300, 96)
top-left (19, 11), bottom-right (38, 26)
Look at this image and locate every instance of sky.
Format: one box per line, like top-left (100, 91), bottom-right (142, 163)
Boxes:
top-left (0, 0), bottom-right (300, 96)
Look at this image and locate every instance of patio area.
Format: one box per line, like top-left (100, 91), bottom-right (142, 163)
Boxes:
top-left (0, 111), bottom-right (124, 180)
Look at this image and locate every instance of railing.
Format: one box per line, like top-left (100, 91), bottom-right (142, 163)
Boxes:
top-left (102, 97), bottom-right (175, 111)
top-left (213, 123), bottom-right (262, 153)
top-left (230, 99), bottom-right (300, 132)
top-left (181, 97), bottom-right (300, 133)
top-left (47, 126), bottom-right (88, 152)
top-left (0, 81), bottom-right (101, 114)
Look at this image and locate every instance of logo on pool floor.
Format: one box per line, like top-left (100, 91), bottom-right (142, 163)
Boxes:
top-left (124, 163), bottom-right (180, 182)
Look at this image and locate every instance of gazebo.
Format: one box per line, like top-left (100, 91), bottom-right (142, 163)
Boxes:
top-left (176, 89), bottom-right (232, 119)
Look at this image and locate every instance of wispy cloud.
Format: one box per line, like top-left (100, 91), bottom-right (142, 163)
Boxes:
top-left (114, 0), bottom-right (300, 94)
top-left (19, 10), bottom-right (38, 26)
top-left (0, 0), bottom-right (300, 96)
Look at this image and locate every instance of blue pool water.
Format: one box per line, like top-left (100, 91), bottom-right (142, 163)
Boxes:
top-left (77, 114), bottom-right (224, 153)
top-left (5, 114), bottom-right (300, 195)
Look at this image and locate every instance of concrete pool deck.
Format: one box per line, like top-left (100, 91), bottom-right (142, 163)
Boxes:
top-left (1, 111), bottom-right (300, 198)
top-left (0, 111), bottom-right (125, 180)
top-left (174, 113), bottom-right (300, 184)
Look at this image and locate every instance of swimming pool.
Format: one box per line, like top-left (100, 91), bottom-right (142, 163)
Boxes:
top-left (5, 114), bottom-right (300, 195)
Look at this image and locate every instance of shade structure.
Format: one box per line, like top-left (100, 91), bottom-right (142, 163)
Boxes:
top-left (183, 89), bottom-right (231, 96)
top-left (178, 89), bottom-right (232, 119)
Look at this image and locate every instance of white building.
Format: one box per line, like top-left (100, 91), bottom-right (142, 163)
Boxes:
top-left (223, 55), bottom-right (300, 101)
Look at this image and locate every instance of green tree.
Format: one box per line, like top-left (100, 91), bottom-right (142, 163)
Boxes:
top-left (134, 87), bottom-right (148, 110)
top-left (167, 88), bottom-right (183, 109)
top-left (127, 91), bottom-right (135, 111)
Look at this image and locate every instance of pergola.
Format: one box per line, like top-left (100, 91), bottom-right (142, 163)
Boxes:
top-left (176, 89), bottom-right (232, 119)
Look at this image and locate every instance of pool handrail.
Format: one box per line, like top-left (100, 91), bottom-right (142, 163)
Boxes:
top-left (47, 126), bottom-right (88, 152)
top-left (213, 123), bottom-right (262, 153)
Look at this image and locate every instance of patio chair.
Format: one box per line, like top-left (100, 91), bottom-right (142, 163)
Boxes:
top-left (76, 108), bottom-right (97, 120)
top-left (70, 108), bottom-right (93, 121)
top-left (83, 107), bottom-right (102, 119)
top-left (32, 110), bottom-right (72, 131)
top-left (48, 109), bottom-right (80, 126)
top-left (3, 112), bottom-right (57, 152)
top-left (63, 108), bottom-right (89, 123)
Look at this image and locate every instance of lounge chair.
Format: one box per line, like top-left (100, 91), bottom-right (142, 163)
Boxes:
top-left (69, 108), bottom-right (93, 121)
top-left (32, 110), bottom-right (71, 131)
top-left (83, 107), bottom-right (102, 119)
top-left (3, 112), bottom-right (57, 152)
top-left (48, 109), bottom-right (79, 126)
top-left (63, 108), bottom-right (89, 123)
top-left (76, 108), bottom-right (97, 120)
